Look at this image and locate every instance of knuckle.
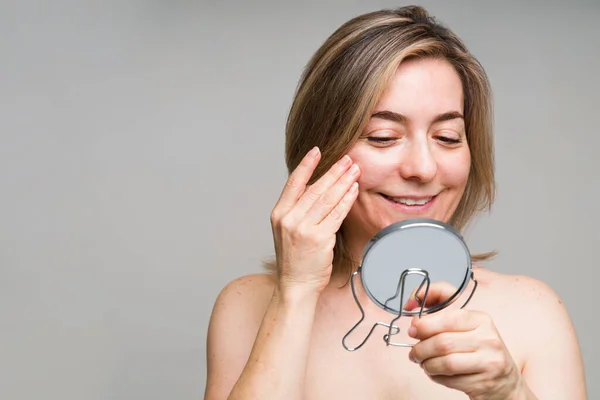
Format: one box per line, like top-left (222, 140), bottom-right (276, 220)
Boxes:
top-left (436, 336), bottom-right (453, 354)
top-left (270, 209), bottom-right (282, 224)
top-left (279, 215), bottom-right (296, 232)
top-left (304, 187), bottom-right (322, 202)
top-left (490, 354), bottom-right (509, 374)
top-left (473, 310), bottom-right (492, 325)
top-left (491, 337), bottom-right (504, 351)
top-left (443, 354), bottom-right (460, 373)
top-left (328, 205), bottom-right (343, 221)
top-left (488, 355), bottom-right (504, 372)
top-left (340, 191), bottom-right (354, 207)
top-left (296, 224), bottom-right (315, 241)
top-left (316, 191), bottom-right (335, 208)
top-left (483, 333), bottom-right (503, 351)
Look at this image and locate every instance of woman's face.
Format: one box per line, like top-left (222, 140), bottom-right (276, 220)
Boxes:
top-left (344, 57), bottom-right (471, 242)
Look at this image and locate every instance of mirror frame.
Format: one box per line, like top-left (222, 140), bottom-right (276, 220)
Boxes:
top-left (359, 218), bottom-right (472, 316)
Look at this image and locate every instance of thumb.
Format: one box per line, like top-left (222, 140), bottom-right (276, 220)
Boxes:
top-left (403, 281), bottom-right (458, 311)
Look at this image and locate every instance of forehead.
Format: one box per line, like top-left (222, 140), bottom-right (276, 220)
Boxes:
top-left (374, 58), bottom-right (464, 117)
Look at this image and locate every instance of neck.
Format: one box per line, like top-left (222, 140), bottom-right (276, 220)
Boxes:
top-left (329, 225), bottom-right (374, 286)
top-left (341, 223), bottom-right (375, 261)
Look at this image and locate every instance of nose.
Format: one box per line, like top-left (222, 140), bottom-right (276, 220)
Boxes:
top-left (397, 139), bottom-right (437, 182)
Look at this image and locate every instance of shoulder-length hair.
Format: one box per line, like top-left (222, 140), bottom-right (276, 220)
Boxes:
top-left (266, 5), bottom-right (496, 279)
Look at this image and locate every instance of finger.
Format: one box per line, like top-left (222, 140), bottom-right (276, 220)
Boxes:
top-left (403, 297), bottom-right (420, 312)
top-left (294, 155), bottom-right (353, 215)
top-left (409, 331), bottom-right (478, 364)
top-left (304, 163), bottom-right (360, 224)
top-left (404, 281), bottom-right (459, 311)
top-left (319, 181), bottom-right (359, 232)
top-left (419, 353), bottom-right (482, 376)
top-left (274, 146), bottom-right (321, 214)
top-left (410, 309), bottom-right (478, 340)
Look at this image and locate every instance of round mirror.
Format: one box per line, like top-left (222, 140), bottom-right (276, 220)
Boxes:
top-left (360, 218), bottom-right (472, 316)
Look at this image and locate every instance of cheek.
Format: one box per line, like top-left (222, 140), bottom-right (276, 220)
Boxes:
top-left (442, 151), bottom-right (471, 186)
top-left (348, 149), bottom-right (394, 189)
top-left (357, 171), bottom-right (383, 189)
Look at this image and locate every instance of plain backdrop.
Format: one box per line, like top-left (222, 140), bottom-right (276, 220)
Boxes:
top-left (1, 0), bottom-right (599, 399)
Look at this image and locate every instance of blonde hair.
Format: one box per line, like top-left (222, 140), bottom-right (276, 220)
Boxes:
top-left (266, 5), bottom-right (496, 279)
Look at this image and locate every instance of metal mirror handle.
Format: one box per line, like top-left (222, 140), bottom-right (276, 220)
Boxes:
top-left (342, 267), bottom-right (478, 351)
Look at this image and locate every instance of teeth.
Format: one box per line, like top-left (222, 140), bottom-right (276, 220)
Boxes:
top-left (391, 197), bottom-right (432, 206)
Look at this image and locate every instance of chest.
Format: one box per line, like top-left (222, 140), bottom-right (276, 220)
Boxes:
top-left (302, 288), bottom-right (525, 400)
top-left (304, 319), bottom-right (469, 400)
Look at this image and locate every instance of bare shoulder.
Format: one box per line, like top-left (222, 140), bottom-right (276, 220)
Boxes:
top-left (205, 273), bottom-right (276, 399)
top-left (472, 267), bottom-right (587, 397)
top-left (207, 272), bottom-right (276, 340)
top-left (212, 273), bottom-right (276, 311)
top-left (473, 266), bottom-right (566, 311)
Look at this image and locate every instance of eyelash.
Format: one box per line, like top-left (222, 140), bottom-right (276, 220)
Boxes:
top-left (367, 137), bottom-right (394, 143)
top-left (367, 136), bottom-right (462, 144)
top-left (437, 136), bottom-right (462, 144)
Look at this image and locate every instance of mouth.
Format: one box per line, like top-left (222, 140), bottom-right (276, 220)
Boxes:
top-left (380, 193), bottom-right (438, 213)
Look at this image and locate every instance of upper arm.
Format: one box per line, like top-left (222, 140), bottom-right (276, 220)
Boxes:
top-left (519, 277), bottom-right (587, 399)
top-left (204, 274), bottom-right (275, 400)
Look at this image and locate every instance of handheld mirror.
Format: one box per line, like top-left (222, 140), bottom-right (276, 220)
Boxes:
top-left (342, 218), bottom-right (477, 351)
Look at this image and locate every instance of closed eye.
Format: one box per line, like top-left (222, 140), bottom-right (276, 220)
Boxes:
top-left (367, 137), bottom-right (396, 143)
top-left (436, 136), bottom-right (461, 144)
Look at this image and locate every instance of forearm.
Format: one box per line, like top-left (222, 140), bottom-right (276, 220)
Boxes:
top-left (469, 373), bottom-right (539, 400)
top-left (228, 286), bottom-right (319, 400)
top-left (509, 381), bottom-right (538, 400)
top-left (495, 377), bottom-right (538, 400)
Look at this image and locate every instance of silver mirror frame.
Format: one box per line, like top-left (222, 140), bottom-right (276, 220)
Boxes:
top-left (342, 218), bottom-right (478, 351)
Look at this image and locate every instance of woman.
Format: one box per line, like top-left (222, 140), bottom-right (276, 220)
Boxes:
top-left (204, 6), bottom-right (587, 399)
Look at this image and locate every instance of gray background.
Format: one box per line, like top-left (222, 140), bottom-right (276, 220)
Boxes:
top-left (1, 1), bottom-right (598, 399)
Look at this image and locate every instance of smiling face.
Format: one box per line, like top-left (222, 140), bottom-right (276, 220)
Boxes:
top-left (343, 57), bottom-right (471, 246)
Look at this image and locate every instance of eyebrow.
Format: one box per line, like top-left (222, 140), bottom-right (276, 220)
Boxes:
top-left (371, 110), bottom-right (464, 124)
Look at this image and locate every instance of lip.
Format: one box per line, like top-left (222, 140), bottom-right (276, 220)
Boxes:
top-left (380, 193), bottom-right (438, 214)
top-left (383, 194), bottom-right (437, 200)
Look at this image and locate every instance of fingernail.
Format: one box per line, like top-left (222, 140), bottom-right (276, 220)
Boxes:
top-left (340, 155), bottom-right (351, 166)
top-left (409, 353), bottom-right (421, 364)
top-left (408, 326), bottom-right (417, 338)
top-left (309, 146), bottom-right (320, 158)
top-left (349, 163), bottom-right (359, 175)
